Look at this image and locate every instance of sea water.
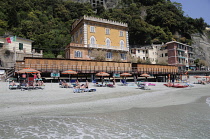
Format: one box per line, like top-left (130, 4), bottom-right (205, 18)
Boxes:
top-left (0, 97), bottom-right (210, 139)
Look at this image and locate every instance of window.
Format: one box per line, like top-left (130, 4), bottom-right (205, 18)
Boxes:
top-left (119, 31), bottom-right (124, 37)
top-left (80, 28), bottom-right (83, 34)
top-left (19, 43), bottom-right (23, 50)
top-left (106, 38), bottom-right (111, 48)
top-left (120, 40), bottom-right (124, 50)
top-left (90, 26), bottom-right (95, 33)
top-left (80, 37), bottom-right (83, 44)
top-left (71, 36), bottom-right (74, 42)
top-left (74, 51), bottom-right (82, 58)
top-left (106, 52), bottom-right (112, 59)
top-left (0, 43), bottom-right (3, 48)
top-left (90, 36), bottom-right (96, 47)
top-left (76, 31), bottom-right (78, 38)
top-left (165, 53), bottom-right (168, 56)
top-left (138, 50), bottom-right (140, 53)
top-left (120, 53), bottom-right (126, 60)
top-left (105, 28), bottom-right (110, 35)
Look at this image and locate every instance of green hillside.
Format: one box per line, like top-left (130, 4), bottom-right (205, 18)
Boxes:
top-left (0, 0), bottom-right (208, 57)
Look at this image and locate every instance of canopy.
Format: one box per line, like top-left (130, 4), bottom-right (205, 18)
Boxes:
top-left (17, 68), bottom-right (40, 74)
top-left (61, 70), bottom-right (77, 75)
top-left (96, 72), bottom-right (110, 76)
top-left (120, 72), bottom-right (132, 77)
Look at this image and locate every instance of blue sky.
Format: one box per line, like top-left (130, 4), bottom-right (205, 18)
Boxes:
top-left (171, 0), bottom-right (210, 25)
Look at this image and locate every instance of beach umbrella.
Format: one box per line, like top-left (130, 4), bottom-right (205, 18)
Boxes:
top-left (17, 68), bottom-right (40, 74)
top-left (96, 72), bottom-right (110, 76)
top-left (16, 68), bottom-right (41, 85)
top-left (61, 70), bottom-right (77, 82)
top-left (120, 72), bottom-right (132, 77)
top-left (140, 73), bottom-right (150, 77)
top-left (96, 72), bottom-right (110, 84)
top-left (140, 73), bottom-right (150, 81)
top-left (120, 72), bottom-right (132, 81)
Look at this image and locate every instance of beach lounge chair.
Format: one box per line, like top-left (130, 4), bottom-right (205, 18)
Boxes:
top-left (73, 88), bottom-right (84, 93)
top-left (9, 85), bottom-right (18, 90)
top-left (121, 79), bottom-right (128, 86)
top-left (84, 88), bottom-right (96, 92)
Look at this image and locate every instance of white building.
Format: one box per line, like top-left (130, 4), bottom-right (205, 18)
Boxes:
top-left (0, 35), bottom-right (42, 68)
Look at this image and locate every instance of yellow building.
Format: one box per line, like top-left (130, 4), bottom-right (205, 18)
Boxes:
top-left (65, 15), bottom-right (129, 62)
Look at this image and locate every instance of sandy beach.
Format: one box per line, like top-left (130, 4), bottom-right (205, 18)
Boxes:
top-left (0, 76), bottom-right (210, 120)
top-left (1, 76), bottom-right (210, 138)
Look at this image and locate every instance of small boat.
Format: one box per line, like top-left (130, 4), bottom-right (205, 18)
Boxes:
top-left (164, 83), bottom-right (188, 88)
top-left (172, 84), bottom-right (188, 88)
top-left (164, 83), bottom-right (173, 87)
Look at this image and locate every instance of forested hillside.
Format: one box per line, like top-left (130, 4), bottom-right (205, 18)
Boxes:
top-left (0, 0), bottom-right (208, 57)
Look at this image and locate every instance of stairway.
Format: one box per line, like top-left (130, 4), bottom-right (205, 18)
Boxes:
top-left (5, 68), bottom-right (15, 81)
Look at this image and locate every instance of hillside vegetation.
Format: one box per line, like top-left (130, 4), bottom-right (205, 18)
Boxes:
top-left (0, 0), bottom-right (208, 57)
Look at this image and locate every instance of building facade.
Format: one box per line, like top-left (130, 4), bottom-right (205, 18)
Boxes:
top-left (65, 15), bottom-right (129, 62)
top-left (130, 41), bottom-right (194, 68)
top-left (166, 41), bottom-right (194, 68)
top-left (0, 36), bottom-right (42, 68)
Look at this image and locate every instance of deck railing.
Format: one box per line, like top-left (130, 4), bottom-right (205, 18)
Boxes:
top-left (15, 63), bottom-right (179, 75)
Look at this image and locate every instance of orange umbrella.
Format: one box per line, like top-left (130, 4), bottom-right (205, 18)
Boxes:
top-left (17, 68), bottom-right (40, 73)
top-left (120, 73), bottom-right (132, 77)
top-left (61, 70), bottom-right (77, 75)
top-left (96, 72), bottom-right (110, 84)
top-left (140, 73), bottom-right (150, 77)
top-left (96, 72), bottom-right (110, 76)
top-left (61, 70), bottom-right (77, 82)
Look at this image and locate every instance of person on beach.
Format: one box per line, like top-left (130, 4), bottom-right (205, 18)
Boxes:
top-left (21, 80), bottom-right (28, 87)
top-left (112, 77), bottom-right (116, 86)
top-left (9, 80), bottom-right (16, 86)
top-left (37, 72), bottom-right (41, 79)
top-left (85, 80), bottom-right (89, 88)
top-left (32, 73), bottom-right (37, 80)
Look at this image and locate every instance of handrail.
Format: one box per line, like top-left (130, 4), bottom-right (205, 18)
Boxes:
top-left (15, 63), bottom-right (179, 74)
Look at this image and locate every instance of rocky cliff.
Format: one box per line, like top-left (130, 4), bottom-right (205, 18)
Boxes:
top-left (192, 30), bottom-right (210, 66)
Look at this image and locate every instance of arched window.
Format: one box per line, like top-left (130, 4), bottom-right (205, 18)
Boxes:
top-left (90, 36), bottom-right (96, 47)
top-left (74, 51), bottom-right (82, 58)
top-left (106, 38), bottom-right (111, 48)
top-left (120, 40), bottom-right (124, 50)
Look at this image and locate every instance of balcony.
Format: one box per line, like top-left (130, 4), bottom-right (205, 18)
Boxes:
top-left (87, 44), bottom-right (129, 51)
top-left (177, 55), bottom-right (186, 59)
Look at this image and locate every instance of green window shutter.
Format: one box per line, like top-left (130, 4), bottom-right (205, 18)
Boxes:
top-left (19, 43), bottom-right (23, 50)
top-left (0, 43), bottom-right (3, 48)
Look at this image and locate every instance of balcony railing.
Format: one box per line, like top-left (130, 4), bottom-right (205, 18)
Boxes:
top-left (15, 63), bottom-right (179, 75)
top-left (87, 44), bottom-right (128, 51)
